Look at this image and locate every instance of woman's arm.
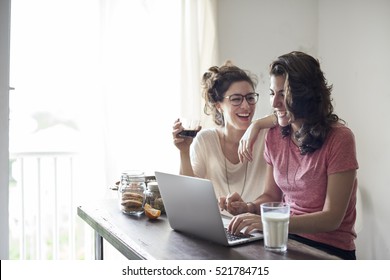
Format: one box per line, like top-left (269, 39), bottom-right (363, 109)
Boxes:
top-left (172, 118), bottom-right (196, 176)
top-left (228, 169), bottom-right (356, 235)
top-left (227, 165), bottom-right (283, 234)
top-left (289, 170), bottom-right (356, 233)
top-left (251, 164), bottom-right (283, 214)
top-left (239, 113), bottom-right (277, 163)
top-left (223, 164), bottom-right (282, 215)
top-left (179, 150), bottom-right (195, 176)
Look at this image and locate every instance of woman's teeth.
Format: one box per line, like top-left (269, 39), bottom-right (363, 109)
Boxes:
top-left (277, 111), bottom-right (287, 118)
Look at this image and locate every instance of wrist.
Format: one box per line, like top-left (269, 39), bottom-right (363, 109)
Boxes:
top-left (251, 118), bottom-right (261, 126)
top-left (272, 112), bottom-right (278, 127)
top-left (179, 149), bottom-right (190, 157)
top-left (246, 202), bottom-right (256, 214)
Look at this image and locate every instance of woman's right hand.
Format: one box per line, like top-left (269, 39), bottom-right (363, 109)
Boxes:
top-left (172, 118), bottom-right (194, 152)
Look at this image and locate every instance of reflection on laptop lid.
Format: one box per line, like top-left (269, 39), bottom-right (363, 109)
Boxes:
top-left (154, 171), bottom-right (263, 246)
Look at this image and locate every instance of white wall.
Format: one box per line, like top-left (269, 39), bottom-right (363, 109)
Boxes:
top-left (218, 0), bottom-right (390, 259)
top-left (0, 0), bottom-right (11, 260)
top-left (217, 0), bottom-right (319, 118)
top-left (318, 0), bottom-right (390, 260)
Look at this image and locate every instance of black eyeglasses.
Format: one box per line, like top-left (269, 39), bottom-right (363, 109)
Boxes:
top-left (224, 93), bottom-right (259, 106)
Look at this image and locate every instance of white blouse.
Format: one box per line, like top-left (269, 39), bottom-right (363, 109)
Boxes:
top-left (190, 128), bottom-right (267, 202)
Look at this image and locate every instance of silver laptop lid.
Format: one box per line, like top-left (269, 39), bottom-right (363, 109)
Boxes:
top-left (155, 171), bottom-right (263, 246)
top-left (155, 171), bottom-right (229, 245)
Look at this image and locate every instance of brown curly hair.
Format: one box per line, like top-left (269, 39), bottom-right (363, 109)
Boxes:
top-left (270, 51), bottom-right (342, 154)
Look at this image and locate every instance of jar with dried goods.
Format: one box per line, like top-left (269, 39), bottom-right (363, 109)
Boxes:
top-left (145, 181), bottom-right (165, 213)
top-left (118, 170), bottom-right (146, 215)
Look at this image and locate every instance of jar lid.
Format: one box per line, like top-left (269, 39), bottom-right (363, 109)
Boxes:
top-left (122, 170), bottom-right (145, 177)
top-left (147, 181), bottom-right (159, 191)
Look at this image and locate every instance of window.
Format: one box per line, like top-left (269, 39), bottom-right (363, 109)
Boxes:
top-left (9, 0), bottom-right (217, 259)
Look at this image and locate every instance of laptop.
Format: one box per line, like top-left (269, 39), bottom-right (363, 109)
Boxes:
top-left (154, 171), bottom-right (263, 246)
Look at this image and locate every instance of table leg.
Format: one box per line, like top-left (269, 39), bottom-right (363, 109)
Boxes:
top-left (94, 232), bottom-right (103, 260)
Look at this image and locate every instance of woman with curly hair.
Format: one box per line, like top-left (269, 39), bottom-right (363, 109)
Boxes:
top-left (172, 61), bottom-right (275, 205)
top-left (224, 52), bottom-right (359, 260)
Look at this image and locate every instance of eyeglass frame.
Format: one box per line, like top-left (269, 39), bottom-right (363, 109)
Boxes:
top-left (224, 92), bottom-right (259, 106)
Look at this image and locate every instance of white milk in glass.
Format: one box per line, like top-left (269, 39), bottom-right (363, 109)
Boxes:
top-left (261, 211), bottom-right (289, 252)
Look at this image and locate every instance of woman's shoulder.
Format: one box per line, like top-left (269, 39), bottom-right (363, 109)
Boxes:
top-left (329, 123), bottom-right (355, 138)
top-left (265, 126), bottom-right (281, 140)
top-left (327, 123), bottom-right (356, 145)
top-left (192, 128), bottom-right (220, 154)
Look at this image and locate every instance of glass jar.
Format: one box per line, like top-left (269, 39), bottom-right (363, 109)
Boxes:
top-left (118, 170), bottom-right (146, 215)
top-left (145, 181), bottom-right (165, 213)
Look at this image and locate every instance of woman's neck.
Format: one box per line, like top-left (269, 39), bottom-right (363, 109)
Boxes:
top-left (220, 125), bottom-right (245, 144)
top-left (218, 126), bottom-right (245, 164)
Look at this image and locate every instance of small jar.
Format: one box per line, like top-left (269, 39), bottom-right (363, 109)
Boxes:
top-left (118, 170), bottom-right (146, 215)
top-left (145, 181), bottom-right (165, 213)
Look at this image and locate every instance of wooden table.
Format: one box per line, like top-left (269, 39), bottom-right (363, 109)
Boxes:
top-left (77, 199), bottom-right (340, 260)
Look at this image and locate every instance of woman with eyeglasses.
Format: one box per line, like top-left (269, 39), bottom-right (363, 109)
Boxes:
top-left (224, 52), bottom-right (359, 260)
top-left (172, 61), bottom-right (276, 207)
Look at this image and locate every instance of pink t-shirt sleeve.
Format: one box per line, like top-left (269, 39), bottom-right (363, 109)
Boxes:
top-left (326, 126), bottom-right (359, 175)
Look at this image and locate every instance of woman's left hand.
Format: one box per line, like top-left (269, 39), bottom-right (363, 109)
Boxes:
top-left (219, 192), bottom-right (248, 215)
top-left (238, 122), bottom-right (260, 163)
top-left (227, 212), bottom-right (262, 235)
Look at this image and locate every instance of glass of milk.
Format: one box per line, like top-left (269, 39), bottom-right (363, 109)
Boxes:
top-left (260, 202), bottom-right (290, 252)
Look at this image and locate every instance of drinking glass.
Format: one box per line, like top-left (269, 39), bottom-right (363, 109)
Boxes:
top-left (261, 202), bottom-right (290, 252)
top-left (178, 118), bottom-right (201, 138)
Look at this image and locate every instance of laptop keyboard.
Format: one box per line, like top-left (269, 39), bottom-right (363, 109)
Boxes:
top-left (225, 228), bottom-right (252, 241)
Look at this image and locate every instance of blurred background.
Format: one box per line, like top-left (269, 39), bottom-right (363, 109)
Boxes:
top-left (1, 0), bottom-right (389, 259)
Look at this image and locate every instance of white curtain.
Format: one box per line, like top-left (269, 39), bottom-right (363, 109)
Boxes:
top-left (95, 0), bottom-right (183, 186)
top-left (180, 0), bottom-right (219, 127)
top-left (10, 0), bottom-right (218, 232)
top-left (97, 0), bottom-right (218, 185)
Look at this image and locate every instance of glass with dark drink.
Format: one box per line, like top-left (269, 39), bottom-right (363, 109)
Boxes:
top-left (178, 118), bottom-right (201, 138)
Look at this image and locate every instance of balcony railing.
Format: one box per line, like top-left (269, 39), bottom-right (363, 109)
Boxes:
top-left (9, 152), bottom-right (95, 260)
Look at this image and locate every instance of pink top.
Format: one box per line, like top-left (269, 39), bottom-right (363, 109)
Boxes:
top-left (264, 124), bottom-right (359, 250)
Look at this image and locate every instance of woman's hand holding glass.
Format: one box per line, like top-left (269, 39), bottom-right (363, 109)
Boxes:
top-left (172, 118), bottom-right (201, 151)
top-left (173, 119), bottom-right (192, 151)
